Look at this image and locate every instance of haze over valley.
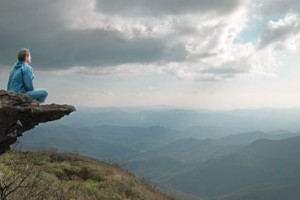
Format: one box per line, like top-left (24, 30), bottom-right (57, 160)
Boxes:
top-left (17, 107), bottom-right (300, 199)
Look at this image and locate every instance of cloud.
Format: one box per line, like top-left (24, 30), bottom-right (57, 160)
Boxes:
top-left (1, 0), bottom-right (298, 81)
top-left (256, 0), bottom-right (300, 16)
top-left (95, 0), bottom-right (243, 16)
top-left (258, 14), bottom-right (300, 51)
top-left (34, 29), bottom-right (188, 68)
top-left (0, 0), bottom-right (85, 66)
top-left (0, 0), bottom-right (188, 69)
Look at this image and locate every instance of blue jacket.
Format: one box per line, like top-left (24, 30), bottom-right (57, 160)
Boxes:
top-left (7, 61), bottom-right (34, 93)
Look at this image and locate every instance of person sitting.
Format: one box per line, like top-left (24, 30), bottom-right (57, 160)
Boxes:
top-left (7, 48), bottom-right (48, 103)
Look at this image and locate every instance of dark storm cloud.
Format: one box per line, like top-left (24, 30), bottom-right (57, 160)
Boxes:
top-left (0, 0), bottom-right (188, 69)
top-left (33, 29), bottom-right (188, 69)
top-left (95, 0), bottom-right (243, 16)
top-left (0, 28), bottom-right (187, 69)
top-left (0, 0), bottom-right (69, 67)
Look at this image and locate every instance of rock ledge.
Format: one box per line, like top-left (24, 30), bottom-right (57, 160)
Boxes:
top-left (0, 90), bottom-right (75, 155)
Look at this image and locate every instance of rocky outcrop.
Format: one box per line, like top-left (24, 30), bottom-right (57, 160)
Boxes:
top-left (0, 90), bottom-right (75, 155)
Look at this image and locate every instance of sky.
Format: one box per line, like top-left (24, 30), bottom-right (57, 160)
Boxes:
top-left (1, 0), bottom-right (300, 109)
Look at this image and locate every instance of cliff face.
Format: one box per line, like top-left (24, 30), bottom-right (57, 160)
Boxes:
top-left (0, 90), bottom-right (75, 155)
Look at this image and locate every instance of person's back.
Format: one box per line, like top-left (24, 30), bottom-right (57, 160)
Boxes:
top-left (7, 48), bottom-right (48, 103)
top-left (7, 61), bottom-right (34, 94)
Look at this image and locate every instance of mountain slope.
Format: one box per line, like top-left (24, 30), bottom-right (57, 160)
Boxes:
top-left (126, 157), bottom-right (184, 182)
top-left (19, 136), bottom-right (136, 161)
top-left (137, 138), bottom-right (241, 163)
top-left (218, 130), bottom-right (300, 145)
top-left (164, 135), bottom-right (300, 199)
top-left (20, 124), bottom-right (182, 152)
top-left (0, 150), bottom-right (173, 200)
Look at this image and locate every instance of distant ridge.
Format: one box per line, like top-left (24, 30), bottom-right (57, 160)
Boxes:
top-left (164, 135), bottom-right (300, 199)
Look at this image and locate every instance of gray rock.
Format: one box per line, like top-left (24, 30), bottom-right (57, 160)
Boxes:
top-left (0, 90), bottom-right (75, 155)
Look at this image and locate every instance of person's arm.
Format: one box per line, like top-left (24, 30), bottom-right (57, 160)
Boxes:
top-left (7, 70), bottom-right (13, 91)
top-left (22, 65), bottom-right (34, 91)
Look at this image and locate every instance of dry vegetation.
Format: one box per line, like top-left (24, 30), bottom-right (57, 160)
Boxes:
top-left (0, 150), bottom-right (173, 200)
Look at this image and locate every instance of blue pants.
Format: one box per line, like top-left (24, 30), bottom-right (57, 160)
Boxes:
top-left (26, 89), bottom-right (48, 103)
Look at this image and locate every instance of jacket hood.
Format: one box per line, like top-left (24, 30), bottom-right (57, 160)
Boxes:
top-left (13, 61), bottom-right (25, 69)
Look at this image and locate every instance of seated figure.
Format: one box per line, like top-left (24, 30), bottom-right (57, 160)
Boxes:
top-left (7, 48), bottom-right (48, 103)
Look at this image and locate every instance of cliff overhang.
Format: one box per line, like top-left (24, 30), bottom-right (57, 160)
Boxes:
top-left (0, 90), bottom-right (75, 155)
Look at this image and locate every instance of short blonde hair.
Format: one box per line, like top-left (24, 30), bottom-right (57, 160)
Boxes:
top-left (17, 48), bottom-right (30, 62)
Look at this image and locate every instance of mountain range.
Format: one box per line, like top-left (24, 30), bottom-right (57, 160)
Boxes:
top-left (16, 107), bottom-right (300, 199)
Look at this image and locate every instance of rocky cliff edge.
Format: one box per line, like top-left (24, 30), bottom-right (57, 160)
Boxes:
top-left (0, 90), bottom-right (75, 155)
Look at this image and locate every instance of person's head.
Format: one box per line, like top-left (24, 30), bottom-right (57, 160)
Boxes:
top-left (17, 48), bottom-right (31, 63)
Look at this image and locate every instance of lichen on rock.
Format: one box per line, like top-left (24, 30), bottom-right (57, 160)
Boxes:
top-left (0, 90), bottom-right (75, 155)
